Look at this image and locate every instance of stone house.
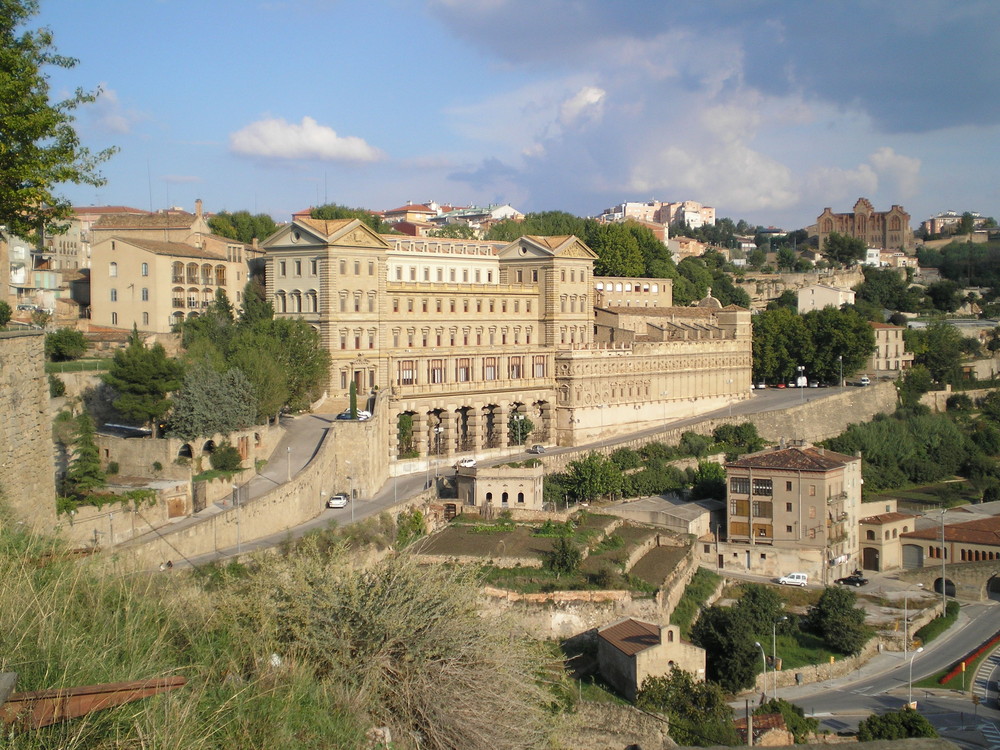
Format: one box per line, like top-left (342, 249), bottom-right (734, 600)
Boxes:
top-left (867, 321), bottom-right (913, 377)
top-left (455, 464), bottom-right (544, 513)
top-left (795, 283), bottom-right (855, 313)
top-left (596, 618), bottom-right (706, 702)
top-left (859, 510), bottom-right (918, 571)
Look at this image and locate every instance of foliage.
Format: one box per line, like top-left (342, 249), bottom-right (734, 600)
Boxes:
top-left (397, 413), bottom-right (416, 457)
top-left (689, 605), bottom-right (762, 691)
top-left (610, 447), bottom-right (643, 471)
top-left (544, 535), bottom-right (582, 576)
top-left (208, 442), bottom-right (243, 472)
top-left (802, 586), bottom-right (872, 655)
top-left (0, 299), bottom-right (10, 327)
top-left (906, 321), bottom-right (966, 385)
top-left (48, 373), bottom-right (65, 397)
top-left (533, 519), bottom-right (575, 537)
top-left (669, 567), bottom-right (722, 638)
top-left (207, 209), bottom-right (276, 244)
top-left (167, 363), bottom-right (256, 440)
top-left (221, 547), bottom-right (552, 750)
top-left (44, 327), bottom-right (87, 361)
top-left (585, 221), bottom-right (645, 277)
top-left (0, 0), bottom-right (117, 239)
top-left (712, 422), bottom-right (765, 454)
top-left (310, 203), bottom-right (395, 233)
top-left (508, 412), bottom-right (534, 446)
top-left (395, 508), bottom-right (426, 548)
top-left (915, 600), bottom-right (960, 645)
top-left (754, 698), bottom-right (819, 744)
top-left (64, 412), bottom-right (105, 497)
top-left (564, 452), bottom-right (622, 501)
top-left (802, 306), bottom-right (876, 384)
top-left (428, 223), bottom-right (477, 239)
top-left (349, 379), bottom-right (357, 419)
top-left (898, 365), bottom-right (934, 408)
top-left (734, 583), bottom-right (789, 639)
top-left (239, 277), bottom-right (275, 326)
top-left (101, 328), bottom-right (184, 436)
top-left (822, 231), bottom-right (866, 266)
top-left (228, 340), bottom-right (288, 423)
top-left (679, 431), bottom-right (712, 458)
top-left (854, 266), bottom-right (921, 311)
top-left (690, 461), bottom-right (726, 500)
top-left (637, 668), bottom-right (739, 747)
top-left (857, 708), bottom-right (937, 742)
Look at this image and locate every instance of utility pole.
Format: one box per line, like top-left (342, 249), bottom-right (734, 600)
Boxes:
top-left (940, 509), bottom-right (947, 613)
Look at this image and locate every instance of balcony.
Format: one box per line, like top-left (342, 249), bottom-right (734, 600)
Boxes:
top-left (826, 491), bottom-right (848, 504)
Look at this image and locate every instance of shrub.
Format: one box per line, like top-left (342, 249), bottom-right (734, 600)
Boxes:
top-left (857, 708), bottom-right (937, 741)
top-left (152, 461), bottom-right (163, 472)
top-left (396, 508), bottom-right (426, 548)
top-left (45, 327), bottom-right (88, 361)
top-left (917, 600), bottom-right (960, 646)
top-left (544, 536), bottom-right (582, 576)
top-left (48, 374), bottom-right (66, 397)
top-left (209, 442), bottom-right (243, 472)
top-left (106, 461), bottom-right (119, 475)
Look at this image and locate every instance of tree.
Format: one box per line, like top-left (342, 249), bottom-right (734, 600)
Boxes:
top-left (101, 328), bottom-right (184, 437)
top-left (0, 1), bottom-right (117, 239)
top-left (822, 232), bottom-right (866, 267)
top-left (239, 278), bottom-right (274, 326)
top-left (64, 412), bottom-right (105, 497)
top-left (898, 365), bottom-right (933, 408)
top-left (167, 364), bottom-right (257, 440)
top-left (507, 413), bottom-right (534, 446)
top-left (428, 223), bottom-right (476, 239)
top-left (766, 290), bottom-right (798, 311)
top-left (857, 708), bottom-right (937, 741)
top-left (957, 212), bottom-right (975, 236)
top-left (0, 300), bottom-right (11, 328)
top-left (310, 203), bottom-right (394, 233)
top-left (924, 280), bottom-right (963, 312)
top-left (802, 306), bottom-right (876, 384)
top-left (689, 605), bottom-right (761, 692)
top-left (637, 668), bottom-right (739, 747)
top-left (776, 246), bottom-right (797, 271)
top-left (565, 452), bottom-right (622, 502)
top-left (910, 321), bottom-right (965, 384)
top-left (751, 307), bottom-right (815, 384)
top-left (803, 586), bottom-right (871, 655)
top-left (44, 327), bottom-right (87, 361)
top-left (207, 210), bottom-right (276, 244)
top-left (690, 461), bottom-right (725, 500)
top-left (585, 221), bottom-right (644, 277)
top-left (544, 535), bottom-right (581, 576)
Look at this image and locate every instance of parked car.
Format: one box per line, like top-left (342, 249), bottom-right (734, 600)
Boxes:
top-left (756, 382), bottom-right (767, 390)
top-left (336, 410), bottom-right (371, 421)
top-left (809, 380), bottom-right (819, 388)
top-left (326, 493), bottom-right (348, 508)
top-left (456, 458), bottom-right (477, 468)
top-left (528, 444), bottom-right (546, 454)
top-left (835, 573), bottom-right (869, 587)
top-left (776, 383), bottom-right (786, 389)
top-left (778, 572), bottom-right (808, 587)
top-left (859, 375), bottom-right (871, 386)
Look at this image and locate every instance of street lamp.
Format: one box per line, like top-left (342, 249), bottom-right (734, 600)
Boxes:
top-left (940, 509), bottom-right (948, 614)
top-left (908, 646), bottom-right (924, 706)
top-left (727, 379), bottom-right (734, 417)
top-left (838, 355), bottom-right (843, 388)
top-left (797, 365), bottom-right (805, 402)
top-left (772, 616), bottom-right (788, 699)
top-left (903, 583), bottom-right (924, 656)
top-left (346, 476), bottom-right (354, 523)
top-left (754, 641), bottom-right (767, 701)
top-left (433, 425), bottom-right (443, 476)
top-left (232, 483), bottom-right (241, 555)
top-left (286, 446), bottom-right (292, 482)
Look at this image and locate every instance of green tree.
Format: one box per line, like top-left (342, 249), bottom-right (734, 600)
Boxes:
top-left (924, 280), bottom-right (963, 312)
top-left (544, 535), bottom-right (582, 576)
top-left (854, 266), bottom-right (920, 312)
top-left (751, 307), bottom-right (815, 384)
top-left (44, 327), bottom-right (87, 361)
top-left (565, 452), bottom-right (622, 501)
top-left (585, 221), bottom-right (644, 277)
top-left (910, 321), bottom-right (965, 384)
top-left (690, 461), bottom-right (725, 500)
top-left (486, 210), bottom-right (586, 241)
top-left (396, 509), bottom-right (426, 548)
top-left (802, 306), bottom-right (876, 384)
top-left (857, 708), bottom-right (937, 741)
top-left (179, 288), bottom-right (237, 352)
top-left (251, 318), bottom-right (331, 411)
top-left (637, 668), bottom-right (739, 747)
top-left (822, 232), bottom-right (866, 267)
top-left (101, 328), bottom-right (184, 437)
top-left (733, 584), bottom-right (787, 639)
top-left (239, 277), bottom-right (274, 326)
top-left (689, 605), bottom-right (761, 692)
top-left (803, 586), bottom-right (871, 655)
top-left (957, 212), bottom-right (975, 236)
top-left (209, 442), bottom-right (243, 472)
top-left (0, 1), bottom-right (117, 239)
top-left (0, 300), bottom-right (12, 328)
top-left (310, 204), bottom-right (394, 233)
top-left (207, 210), bottom-right (276, 244)
top-left (167, 364), bottom-right (257, 440)
top-left (397, 413), bottom-right (416, 457)
top-left (766, 290), bottom-right (798, 311)
top-left (64, 412), bottom-right (105, 497)
top-left (428, 223), bottom-right (476, 239)
top-left (776, 246), bottom-right (797, 271)
top-left (508, 413), bottom-right (534, 446)
top-left (898, 365), bottom-right (933, 408)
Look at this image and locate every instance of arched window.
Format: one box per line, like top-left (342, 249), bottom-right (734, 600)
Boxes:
top-left (866, 530), bottom-right (875, 540)
top-left (141, 262), bottom-right (148, 277)
top-left (517, 492), bottom-right (525, 504)
top-left (109, 262), bottom-right (118, 277)
top-left (275, 291), bottom-right (287, 313)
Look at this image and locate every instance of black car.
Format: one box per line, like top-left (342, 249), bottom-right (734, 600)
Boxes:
top-left (835, 573), bottom-right (868, 587)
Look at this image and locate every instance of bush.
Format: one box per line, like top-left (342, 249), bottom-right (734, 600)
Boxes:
top-left (916, 600), bottom-right (960, 645)
top-left (152, 461), bottom-right (163, 472)
top-left (209, 443), bottom-right (243, 472)
top-left (48, 373), bottom-right (65, 397)
top-left (857, 708), bottom-right (937, 741)
top-left (106, 461), bottom-right (120, 475)
top-left (544, 536), bottom-right (582, 576)
top-left (45, 327), bottom-right (88, 361)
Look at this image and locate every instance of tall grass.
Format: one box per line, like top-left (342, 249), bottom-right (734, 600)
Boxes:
top-left (670, 567), bottom-right (722, 638)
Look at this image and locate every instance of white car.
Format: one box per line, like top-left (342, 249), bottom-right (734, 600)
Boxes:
top-left (326, 493), bottom-right (348, 508)
top-left (456, 458), bottom-right (477, 468)
top-left (778, 572), bottom-right (808, 587)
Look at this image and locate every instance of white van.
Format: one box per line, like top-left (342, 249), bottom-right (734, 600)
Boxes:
top-left (859, 375), bottom-right (870, 386)
top-left (778, 572), bottom-right (808, 587)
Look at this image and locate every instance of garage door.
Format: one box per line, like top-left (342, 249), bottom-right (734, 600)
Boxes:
top-left (902, 544), bottom-right (923, 569)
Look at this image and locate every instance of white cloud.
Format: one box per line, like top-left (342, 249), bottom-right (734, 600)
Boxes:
top-left (803, 163), bottom-right (879, 204)
top-left (86, 85), bottom-right (143, 135)
top-left (869, 146), bottom-right (921, 197)
top-left (559, 86), bottom-right (606, 127)
top-left (229, 116), bottom-right (384, 162)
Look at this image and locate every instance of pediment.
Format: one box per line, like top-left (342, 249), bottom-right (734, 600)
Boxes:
top-left (326, 220), bottom-right (391, 250)
top-left (497, 235), bottom-right (597, 261)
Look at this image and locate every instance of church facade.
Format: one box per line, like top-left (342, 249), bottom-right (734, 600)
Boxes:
top-left (815, 197), bottom-right (915, 252)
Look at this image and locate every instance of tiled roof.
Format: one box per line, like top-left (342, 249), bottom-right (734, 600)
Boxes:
top-left (114, 238), bottom-right (225, 260)
top-left (902, 515), bottom-right (1000, 546)
top-left (523, 234), bottom-right (575, 250)
top-left (860, 512), bottom-right (916, 525)
top-left (93, 212), bottom-right (197, 230)
top-left (385, 203), bottom-right (435, 214)
top-left (296, 217), bottom-right (355, 237)
top-left (73, 205), bottom-right (149, 216)
top-left (606, 307), bottom-right (722, 319)
top-left (598, 618), bottom-right (660, 656)
top-left (869, 321), bottom-right (904, 330)
top-left (727, 446), bottom-right (858, 472)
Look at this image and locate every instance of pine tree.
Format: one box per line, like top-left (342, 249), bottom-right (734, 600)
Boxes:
top-left (102, 327), bottom-right (184, 437)
top-left (64, 413), bottom-right (105, 497)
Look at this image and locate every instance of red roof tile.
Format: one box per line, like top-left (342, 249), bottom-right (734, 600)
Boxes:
top-left (902, 515), bottom-right (1000, 546)
top-left (860, 512), bottom-right (917, 525)
top-left (727, 446), bottom-right (858, 472)
top-left (598, 618), bottom-right (660, 656)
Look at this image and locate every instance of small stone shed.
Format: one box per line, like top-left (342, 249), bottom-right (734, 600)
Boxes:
top-left (455, 463), bottom-right (544, 512)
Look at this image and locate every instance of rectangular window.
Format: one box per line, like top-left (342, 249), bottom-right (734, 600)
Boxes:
top-left (407, 299), bottom-right (414, 312)
top-left (354, 261), bottom-right (360, 275)
top-left (424, 268), bottom-right (430, 281)
top-left (141, 288), bottom-right (149, 301)
top-left (396, 267), bottom-right (403, 281)
top-left (809, 485), bottom-right (816, 496)
top-left (430, 359), bottom-right (444, 384)
top-left (110, 288), bottom-right (117, 302)
top-left (368, 261), bottom-right (374, 275)
top-left (457, 358), bottom-right (471, 382)
top-left (311, 259), bottom-right (318, 275)
top-left (294, 260), bottom-right (302, 276)
top-left (484, 357), bottom-right (497, 381)
top-left (398, 360), bottom-right (416, 385)
top-left (752, 479), bottom-right (773, 496)
top-left (393, 299), bottom-right (399, 313)
top-left (730, 477), bottom-right (750, 495)
top-left (509, 356), bottom-right (523, 379)
top-left (279, 261), bottom-right (286, 277)
top-left (729, 499), bottom-right (749, 516)
top-left (533, 356), bottom-right (546, 378)
top-left (141, 262), bottom-right (148, 276)
top-left (785, 481), bottom-right (793, 491)
top-left (751, 501), bottom-right (772, 518)
top-left (786, 525), bottom-right (793, 533)
top-left (785, 502), bottom-right (793, 512)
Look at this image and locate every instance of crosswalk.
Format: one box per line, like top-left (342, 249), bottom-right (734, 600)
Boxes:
top-left (980, 720), bottom-right (1000, 749)
top-left (973, 651), bottom-right (1000, 702)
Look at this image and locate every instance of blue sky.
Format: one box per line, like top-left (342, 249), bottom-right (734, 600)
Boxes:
top-left (36, 0), bottom-right (1000, 230)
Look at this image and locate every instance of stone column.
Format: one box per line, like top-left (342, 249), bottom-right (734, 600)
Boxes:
top-left (467, 410), bottom-right (482, 453)
top-left (413, 412), bottom-right (428, 458)
top-left (388, 410), bottom-right (399, 458)
top-left (440, 411), bottom-right (455, 457)
top-left (498, 403), bottom-right (510, 450)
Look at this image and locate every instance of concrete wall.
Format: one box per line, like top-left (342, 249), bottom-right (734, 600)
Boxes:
top-left (0, 331), bottom-right (57, 531)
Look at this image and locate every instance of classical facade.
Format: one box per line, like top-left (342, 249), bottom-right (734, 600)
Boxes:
top-left (260, 217), bottom-right (752, 470)
top-left (815, 198), bottom-right (915, 252)
top-left (720, 444), bottom-right (862, 583)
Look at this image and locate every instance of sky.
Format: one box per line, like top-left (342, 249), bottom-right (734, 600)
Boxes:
top-left (34, 0), bottom-right (1000, 231)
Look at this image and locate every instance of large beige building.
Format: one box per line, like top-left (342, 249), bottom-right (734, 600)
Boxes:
top-left (816, 197), bottom-right (915, 252)
top-left (261, 217), bottom-right (752, 464)
top-left (720, 444), bottom-right (862, 583)
top-left (867, 322), bottom-right (913, 377)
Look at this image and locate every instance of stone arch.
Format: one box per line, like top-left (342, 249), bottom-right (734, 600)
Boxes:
top-left (933, 577), bottom-right (956, 598)
top-left (396, 411), bottom-right (418, 458)
top-left (987, 575), bottom-right (1000, 602)
top-left (482, 404), bottom-right (501, 449)
top-left (202, 440), bottom-right (216, 455)
top-left (178, 444), bottom-right (193, 459)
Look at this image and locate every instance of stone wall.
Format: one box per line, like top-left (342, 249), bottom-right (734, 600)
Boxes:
top-left (738, 268), bottom-right (864, 309)
top-left (0, 331), bottom-right (56, 531)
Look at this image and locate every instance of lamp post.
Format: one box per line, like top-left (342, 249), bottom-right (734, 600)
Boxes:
top-left (433, 425), bottom-right (443, 476)
top-left (754, 641), bottom-right (767, 701)
top-left (772, 616), bottom-right (787, 699)
top-left (908, 646), bottom-right (924, 706)
top-left (347, 476), bottom-right (354, 523)
top-left (286, 446), bottom-right (292, 482)
top-left (903, 582), bottom-right (924, 656)
top-left (727, 379), bottom-right (734, 417)
top-left (940, 509), bottom-right (948, 613)
top-left (838, 355), bottom-right (843, 388)
top-left (797, 365), bottom-right (805, 402)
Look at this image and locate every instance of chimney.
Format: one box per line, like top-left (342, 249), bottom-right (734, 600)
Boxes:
top-left (195, 199), bottom-right (203, 218)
